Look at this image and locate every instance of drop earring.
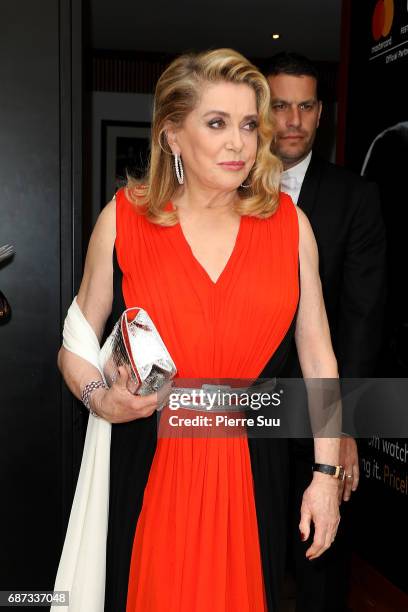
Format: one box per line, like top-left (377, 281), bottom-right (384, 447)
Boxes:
top-left (240, 175), bottom-right (251, 188)
top-left (174, 153), bottom-right (184, 185)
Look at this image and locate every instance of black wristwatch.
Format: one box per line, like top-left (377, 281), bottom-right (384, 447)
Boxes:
top-left (312, 463), bottom-right (345, 481)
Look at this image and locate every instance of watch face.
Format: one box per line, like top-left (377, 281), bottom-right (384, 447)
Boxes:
top-left (337, 466), bottom-right (345, 480)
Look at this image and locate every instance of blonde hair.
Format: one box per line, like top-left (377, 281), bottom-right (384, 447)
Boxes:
top-left (127, 48), bottom-right (282, 225)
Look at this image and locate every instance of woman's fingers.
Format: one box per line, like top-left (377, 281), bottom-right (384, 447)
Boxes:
top-left (116, 366), bottom-right (130, 388)
top-left (299, 504), bottom-right (312, 544)
top-left (352, 463), bottom-right (360, 491)
top-left (343, 472), bottom-right (354, 501)
top-left (343, 463), bottom-right (360, 501)
top-left (134, 381), bottom-right (172, 410)
top-left (301, 477), bottom-right (341, 560)
top-left (306, 517), bottom-right (340, 560)
top-left (128, 390), bottom-right (162, 417)
top-left (105, 375), bottom-right (174, 422)
top-left (306, 523), bottom-right (326, 560)
top-left (339, 437), bottom-right (360, 502)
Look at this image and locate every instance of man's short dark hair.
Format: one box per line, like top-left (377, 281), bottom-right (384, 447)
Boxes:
top-left (263, 52), bottom-right (321, 99)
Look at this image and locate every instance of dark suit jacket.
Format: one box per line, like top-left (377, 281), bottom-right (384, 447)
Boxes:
top-left (284, 153), bottom-right (387, 380)
top-left (283, 154), bottom-right (387, 605)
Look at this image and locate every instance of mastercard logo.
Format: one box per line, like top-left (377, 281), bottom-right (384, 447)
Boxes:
top-left (372, 0), bottom-right (394, 40)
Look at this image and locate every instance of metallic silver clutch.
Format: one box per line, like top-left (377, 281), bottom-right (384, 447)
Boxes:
top-left (100, 307), bottom-right (177, 395)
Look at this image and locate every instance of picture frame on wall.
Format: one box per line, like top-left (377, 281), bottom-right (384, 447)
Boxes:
top-left (101, 120), bottom-right (151, 205)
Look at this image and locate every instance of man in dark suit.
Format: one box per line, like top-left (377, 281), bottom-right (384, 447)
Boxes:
top-left (265, 53), bottom-right (386, 611)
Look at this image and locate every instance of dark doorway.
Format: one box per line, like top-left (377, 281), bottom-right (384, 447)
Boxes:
top-left (0, 0), bottom-right (84, 601)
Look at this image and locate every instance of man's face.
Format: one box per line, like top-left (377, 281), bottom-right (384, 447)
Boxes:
top-left (267, 74), bottom-right (322, 169)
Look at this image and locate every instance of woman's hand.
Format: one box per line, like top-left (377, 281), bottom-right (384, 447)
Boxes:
top-left (90, 367), bottom-right (173, 424)
top-left (299, 472), bottom-right (341, 560)
top-left (339, 436), bottom-right (359, 502)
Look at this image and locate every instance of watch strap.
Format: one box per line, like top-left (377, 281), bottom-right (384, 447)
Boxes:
top-left (313, 463), bottom-right (345, 480)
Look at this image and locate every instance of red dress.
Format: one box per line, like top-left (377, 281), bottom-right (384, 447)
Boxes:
top-left (110, 187), bottom-right (299, 611)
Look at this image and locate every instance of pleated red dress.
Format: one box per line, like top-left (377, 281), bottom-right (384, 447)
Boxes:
top-left (106, 187), bottom-right (299, 612)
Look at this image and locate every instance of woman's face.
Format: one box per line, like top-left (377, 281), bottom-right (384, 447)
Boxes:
top-left (168, 81), bottom-right (259, 192)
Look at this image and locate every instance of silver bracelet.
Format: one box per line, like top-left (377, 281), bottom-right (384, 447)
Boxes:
top-left (81, 380), bottom-right (108, 417)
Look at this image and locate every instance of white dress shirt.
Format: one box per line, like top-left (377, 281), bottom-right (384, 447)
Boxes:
top-left (280, 151), bottom-right (312, 205)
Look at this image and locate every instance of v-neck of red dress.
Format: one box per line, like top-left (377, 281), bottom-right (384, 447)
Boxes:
top-left (174, 213), bottom-right (246, 288)
top-left (165, 199), bottom-right (246, 288)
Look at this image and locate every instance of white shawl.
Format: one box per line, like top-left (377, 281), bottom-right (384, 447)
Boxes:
top-left (51, 296), bottom-right (111, 612)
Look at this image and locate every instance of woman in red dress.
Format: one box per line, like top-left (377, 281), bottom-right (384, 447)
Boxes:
top-left (58, 49), bottom-right (341, 611)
